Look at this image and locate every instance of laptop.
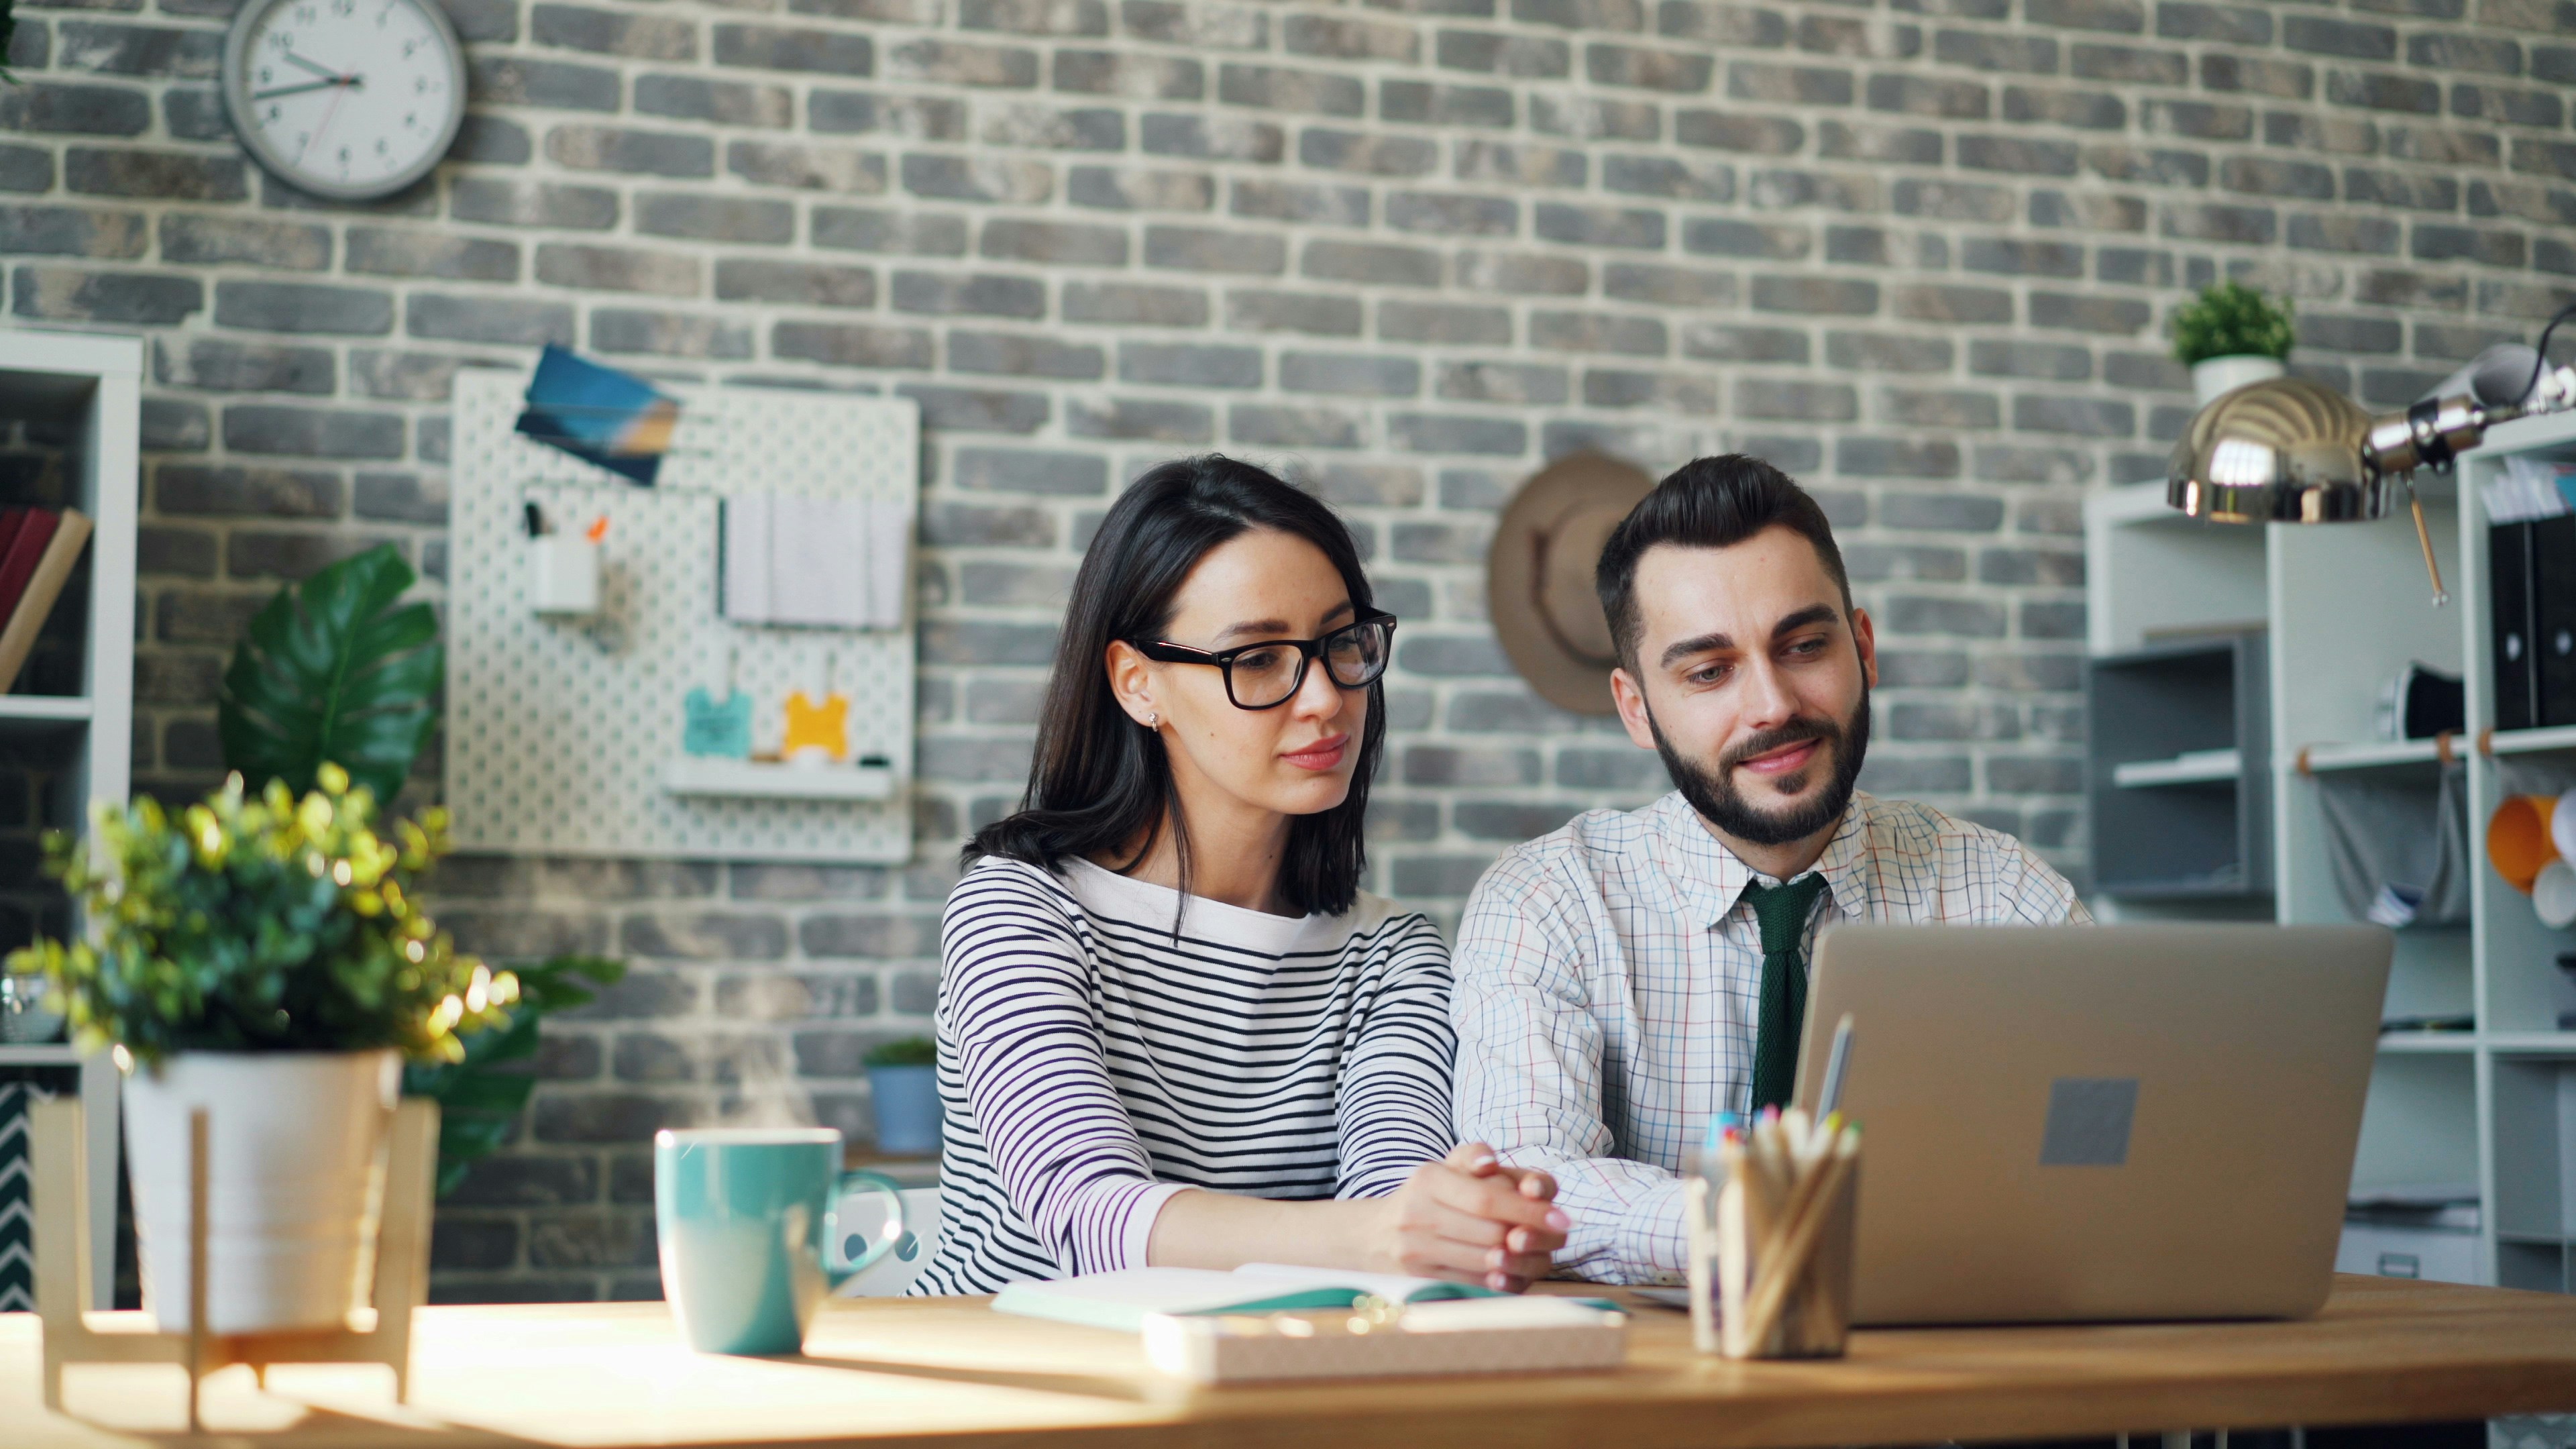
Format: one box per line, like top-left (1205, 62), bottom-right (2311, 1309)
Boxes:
top-left (1792, 922), bottom-right (2391, 1325)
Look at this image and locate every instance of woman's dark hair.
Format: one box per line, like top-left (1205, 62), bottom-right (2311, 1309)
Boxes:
top-left (965, 455), bottom-right (1385, 918)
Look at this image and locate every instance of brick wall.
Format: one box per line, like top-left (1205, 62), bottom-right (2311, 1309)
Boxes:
top-left (3, 0), bottom-right (2571, 1299)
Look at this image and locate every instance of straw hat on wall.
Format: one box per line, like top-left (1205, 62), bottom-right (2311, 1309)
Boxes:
top-left (1486, 453), bottom-right (1656, 716)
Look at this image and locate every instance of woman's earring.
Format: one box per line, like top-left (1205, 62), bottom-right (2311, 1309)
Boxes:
top-left (1144, 712), bottom-right (1158, 729)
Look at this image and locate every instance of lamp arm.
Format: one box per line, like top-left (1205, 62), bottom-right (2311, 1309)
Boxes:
top-left (2363, 363), bottom-right (2576, 477)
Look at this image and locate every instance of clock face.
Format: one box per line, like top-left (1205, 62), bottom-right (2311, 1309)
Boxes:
top-left (221, 0), bottom-right (466, 200)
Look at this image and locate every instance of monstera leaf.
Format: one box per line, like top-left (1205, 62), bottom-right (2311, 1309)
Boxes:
top-left (219, 543), bottom-right (441, 806)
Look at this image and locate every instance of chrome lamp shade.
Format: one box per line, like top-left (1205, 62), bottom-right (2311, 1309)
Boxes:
top-left (2166, 376), bottom-right (2392, 525)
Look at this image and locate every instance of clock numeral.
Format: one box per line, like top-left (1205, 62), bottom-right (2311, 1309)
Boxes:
top-left (293, 5), bottom-right (315, 22)
top-left (374, 138), bottom-right (388, 154)
top-left (266, 103), bottom-right (280, 121)
top-left (415, 74), bottom-right (428, 93)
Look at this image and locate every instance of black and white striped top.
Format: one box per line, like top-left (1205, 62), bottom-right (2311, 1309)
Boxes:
top-left (910, 855), bottom-right (1456, 1295)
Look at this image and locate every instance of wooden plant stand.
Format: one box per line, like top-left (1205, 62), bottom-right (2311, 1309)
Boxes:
top-left (30, 1095), bottom-right (439, 1430)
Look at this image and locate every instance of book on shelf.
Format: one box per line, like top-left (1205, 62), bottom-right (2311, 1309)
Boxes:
top-left (0, 507), bottom-right (91, 694)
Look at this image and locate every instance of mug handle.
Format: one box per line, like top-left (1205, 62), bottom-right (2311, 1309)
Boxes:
top-left (823, 1170), bottom-right (908, 1285)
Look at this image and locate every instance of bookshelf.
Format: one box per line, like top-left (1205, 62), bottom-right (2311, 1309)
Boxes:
top-left (2085, 407), bottom-right (2576, 1295)
top-left (0, 327), bottom-right (139, 1310)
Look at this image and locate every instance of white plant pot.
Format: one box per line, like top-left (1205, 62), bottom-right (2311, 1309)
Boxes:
top-left (123, 1049), bottom-right (402, 1334)
top-left (2191, 354), bottom-right (2287, 407)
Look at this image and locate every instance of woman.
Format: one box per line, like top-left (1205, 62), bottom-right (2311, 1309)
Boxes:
top-left (912, 455), bottom-right (1568, 1295)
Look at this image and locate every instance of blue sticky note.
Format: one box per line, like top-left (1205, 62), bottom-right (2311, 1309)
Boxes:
top-left (682, 687), bottom-right (753, 759)
top-left (517, 344), bottom-right (677, 487)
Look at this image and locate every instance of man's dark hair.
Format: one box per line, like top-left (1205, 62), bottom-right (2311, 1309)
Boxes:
top-left (1594, 454), bottom-right (1852, 672)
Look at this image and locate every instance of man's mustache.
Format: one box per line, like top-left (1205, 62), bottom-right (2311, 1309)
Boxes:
top-left (1719, 717), bottom-right (1840, 773)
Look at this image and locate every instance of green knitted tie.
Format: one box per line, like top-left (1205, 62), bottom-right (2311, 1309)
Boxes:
top-left (1740, 873), bottom-right (1831, 1114)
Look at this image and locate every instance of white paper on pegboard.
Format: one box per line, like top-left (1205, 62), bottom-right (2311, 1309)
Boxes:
top-left (446, 368), bottom-right (918, 863)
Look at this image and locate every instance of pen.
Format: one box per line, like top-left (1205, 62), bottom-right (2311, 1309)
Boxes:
top-left (1819, 1014), bottom-right (1856, 1117)
top-left (525, 502), bottom-right (545, 537)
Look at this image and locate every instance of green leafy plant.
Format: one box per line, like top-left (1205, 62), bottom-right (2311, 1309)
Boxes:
top-left (2, 765), bottom-right (511, 1067)
top-left (218, 543), bottom-right (441, 808)
top-left (863, 1034), bottom-right (936, 1069)
top-left (403, 953), bottom-right (625, 1197)
top-left (2171, 280), bottom-right (2296, 366)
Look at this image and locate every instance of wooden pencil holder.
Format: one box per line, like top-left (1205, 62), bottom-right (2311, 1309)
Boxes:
top-left (1686, 1148), bottom-right (1858, 1360)
top-left (31, 1095), bottom-right (439, 1430)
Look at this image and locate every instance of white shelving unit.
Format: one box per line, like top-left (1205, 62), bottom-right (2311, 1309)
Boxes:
top-left (0, 327), bottom-right (140, 1310)
top-left (2086, 409), bottom-right (2576, 1296)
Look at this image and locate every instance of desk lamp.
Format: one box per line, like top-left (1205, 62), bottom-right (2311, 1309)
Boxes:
top-left (2167, 307), bottom-right (2576, 604)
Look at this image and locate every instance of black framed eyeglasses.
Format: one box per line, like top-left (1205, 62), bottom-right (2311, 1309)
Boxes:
top-left (1131, 612), bottom-right (1397, 710)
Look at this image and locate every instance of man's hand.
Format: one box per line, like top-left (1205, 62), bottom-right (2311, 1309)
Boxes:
top-left (1371, 1142), bottom-right (1568, 1291)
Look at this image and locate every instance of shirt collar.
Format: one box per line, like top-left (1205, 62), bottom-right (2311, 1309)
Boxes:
top-left (1648, 789), bottom-right (1879, 929)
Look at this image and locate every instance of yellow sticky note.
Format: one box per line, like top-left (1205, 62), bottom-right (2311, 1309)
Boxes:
top-left (783, 690), bottom-right (850, 762)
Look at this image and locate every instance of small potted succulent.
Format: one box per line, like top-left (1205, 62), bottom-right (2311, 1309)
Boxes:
top-left (2173, 279), bottom-right (2296, 407)
top-left (863, 1035), bottom-right (941, 1156)
top-left (4, 767), bottom-right (512, 1334)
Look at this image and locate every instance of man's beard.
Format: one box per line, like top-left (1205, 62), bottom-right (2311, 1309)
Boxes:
top-left (1649, 684), bottom-right (1870, 849)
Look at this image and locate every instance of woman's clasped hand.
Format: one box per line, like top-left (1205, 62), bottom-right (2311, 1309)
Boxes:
top-left (1375, 1142), bottom-right (1569, 1291)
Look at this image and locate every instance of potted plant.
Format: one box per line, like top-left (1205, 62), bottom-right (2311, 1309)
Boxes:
top-left (863, 1036), bottom-right (941, 1156)
top-left (5, 767), bottom-right (511, 1334)
top-left (2173, 279), bottom-right (2296, 407)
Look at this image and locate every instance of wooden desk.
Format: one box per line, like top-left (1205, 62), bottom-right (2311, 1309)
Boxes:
top-left (10, 1277), bottom-right (2575, 1449)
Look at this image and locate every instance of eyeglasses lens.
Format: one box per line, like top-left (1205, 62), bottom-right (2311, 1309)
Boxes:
top-left (1324, 620), bottom-right (1391, 687)
top-left (1230, 645), bottom-right (1303, 708)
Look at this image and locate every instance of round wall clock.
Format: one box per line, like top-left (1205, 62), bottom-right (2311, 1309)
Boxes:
top-left (221, 0), bottom-right (467, 201)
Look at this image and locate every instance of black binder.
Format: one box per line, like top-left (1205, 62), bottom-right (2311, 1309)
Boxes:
top-left (2537, 515), bottom-right (2576, 727)
top-left (2494, 521), bottom-right (2536, 731)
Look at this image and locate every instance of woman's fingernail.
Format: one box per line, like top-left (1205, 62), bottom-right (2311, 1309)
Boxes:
top-left (1546, 1209), bottom-right (1572, 1231)
top-left (1470, 1155), bottom-right (1497, 1172)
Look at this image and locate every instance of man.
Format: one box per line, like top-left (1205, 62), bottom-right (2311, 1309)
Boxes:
top-left (1451, 454), bottom-right (2088, 1285)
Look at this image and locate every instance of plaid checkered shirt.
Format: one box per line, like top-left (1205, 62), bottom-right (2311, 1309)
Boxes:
top-left (1450, 789), bottom-right (2090, 1285)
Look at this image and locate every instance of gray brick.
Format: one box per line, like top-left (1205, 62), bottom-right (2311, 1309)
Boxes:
top-left (1122, 341), bottom-right (1260, 388)
top-left (1933, 29), bottom-right (2057, 73)
top-left (1140, 112), bottom-right (1283, 162)
top-left (591, 309), bottom-right (754, 360)
top-left (1535, 203), bottom-right (1666, 250)
top-left (1231, 404), bottom-right (1363, 449)
top-left (0, 203), bottom-right (146, 259)
top-left (1300, 127), bottom-right (1438, 177)
top-left (891, 270), bottom-right (1046, 317)
top-left (1231, 179), bottom-right (1371, 225)
top-left (1531, 309), bottom-right (1666, 355)
top-left (979, 102), bottom-right (1124, 151)
top-left (2286, 14), bottom-right (2395, 61)
top-left (1752, 274), bottom-right (1879, 316)
top-left (1682, 217), bottom-right (1809, 261)
top-left (1726, 60), bottom-right (1854, 106)
top-left (470, 55), bottom-right (621, 111)
top-left (1, 82), bottom-right (150, 136)
top-left (1825, 331), bottom-right (1953, 373)
top-left (1285, 11), bottom-right (1419, 62)
top-left (1144, 223), bottom-right (1286, 274)
top-left (1959, 135), bottom-right (2080, 176)
top-left (720, 142), bottom-right (883, 195)
top-left (1530, 94), bottom-right (1661, 141)
top-left (1586, 42), bottom-right (1713, 92)
top-left (1674, 109), bottom-right (1804, 155)
top-left (346, 228), bottom-right (516, 282)
top-left (1227, 290), bottom-right (1365, 336)
top-left (1607, 261), bottom-right (1737, 307)
top-left (536, 244), bottom-right (700, 297)
top-left (1867, 72), bottom-right (1989, 119)
top-left (714, 259), bottom-right (876, 308)
top-left (1679, 321), bottom-right (1807, 363)
top-left (1218, 62), bottom-right (1366, 115)
top-left (1737, 378), bottom-right (1858, 421)
top-left (1288, 350), bottom-right (1432, 394)
top-left (2285, 213), bottom-right (2397, 254)
top-left (157, 464), bottom-right (341, 519)
top-left (62, 145), bottom-right (243, 199)
top-left (0, 147), bottom-right (50, 195)
top-left (2012, 394), bottom-right (2134, 437)
top-left (211, 280), bottom-right (391, 336)
top-left (1054, 49), bottom-right (1202, 98)
top-left (2157, 3), bottom-right (2269, 44)
top-left (948, 329), bottom-right (1106, 379)
top-left (1883, 386), bottom-right (2002, 429)
top-left (772, 320), bottom-right (934, 369)
top-left (154, 337), bottom-right (333, 395)
top-left (1389, 413), bottom-right (1523, 455)
top-left (353, 471), bottom-right (449, 524)
top-left (1585, 368), bottom-right (1719, 413)
top-left (1381, 79), bottom-right (1516, 128)
top-left (1385, 191), bottom-right (1518, 236)
top-left (636, 193), bottom-right (795, 245)
top-left (451, 178), bottom-right (619, 231)
top-left (963, 0), bottom-right (1109, 34)
top-left (898, 384), bottom-right (1050, 434)
top-left (1438, 360), bottom-right (1570, 405)
top-left (1603, 154), bottom-right (1736, 201)
top-left (223, 405), bottom-right (404, 460)
top-left (1063, 280), bottom-right (1208, 327)
top-left (1437, 28), bottom-right (1571, 77)
top-left (953, 446), bottom-right (1108, 496)
top-left (1066, 397), bottom-right (1215, 443)
top-left (716, 23), bottom-right (876, 75)
top-left (1303, 239), bottom-right (1441, 288)
top-left (812, 206), bottom-right (969, 256)
top-left (407, 293), bottom-right (578, 346)
top-left (981, 217), bottom-right (1128, 266)
top-left (808, 89), bottom-right (969, 139)
top-left (1069, 165), bottom-right (1212, 213)
top-left (1381, 301), bottom-right (1511, 344)
top-left (533, 5), bottom-right (696, 60)
top-left (547, 124), bottom-right (714, 178)
top-left (637, 74), bottom-right (794, 129)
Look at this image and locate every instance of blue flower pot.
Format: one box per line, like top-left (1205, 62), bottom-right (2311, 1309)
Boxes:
top-left (866, 1063), bottom-right (941, 1156)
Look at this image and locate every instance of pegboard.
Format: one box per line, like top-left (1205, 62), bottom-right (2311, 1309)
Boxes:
top-left (446, 368), bottom-right (918, 862)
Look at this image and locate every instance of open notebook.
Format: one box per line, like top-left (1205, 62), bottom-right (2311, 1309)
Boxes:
top-left (992, 1263), bottom-right (1513, 1333)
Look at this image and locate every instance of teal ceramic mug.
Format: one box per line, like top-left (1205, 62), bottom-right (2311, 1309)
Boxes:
top-left (653, 1128), bottom-right (907, 1354)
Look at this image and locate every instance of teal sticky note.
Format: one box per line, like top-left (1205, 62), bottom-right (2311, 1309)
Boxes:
top-left (683, 687), bottom-right (753, 759)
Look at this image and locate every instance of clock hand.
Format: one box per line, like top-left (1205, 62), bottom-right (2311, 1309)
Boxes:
top-left (252, 76), bottom-right (352, 100)
top-left (279, 49), bottom-right (345, 81)
top-left (297, 80), bottom-right (351, 165)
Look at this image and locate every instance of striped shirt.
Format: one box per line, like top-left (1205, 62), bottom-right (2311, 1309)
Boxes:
top-left (1451, 790), bottom-right (2088, 1285)
top-left (911, 855), bottom-right (1456, 1295)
